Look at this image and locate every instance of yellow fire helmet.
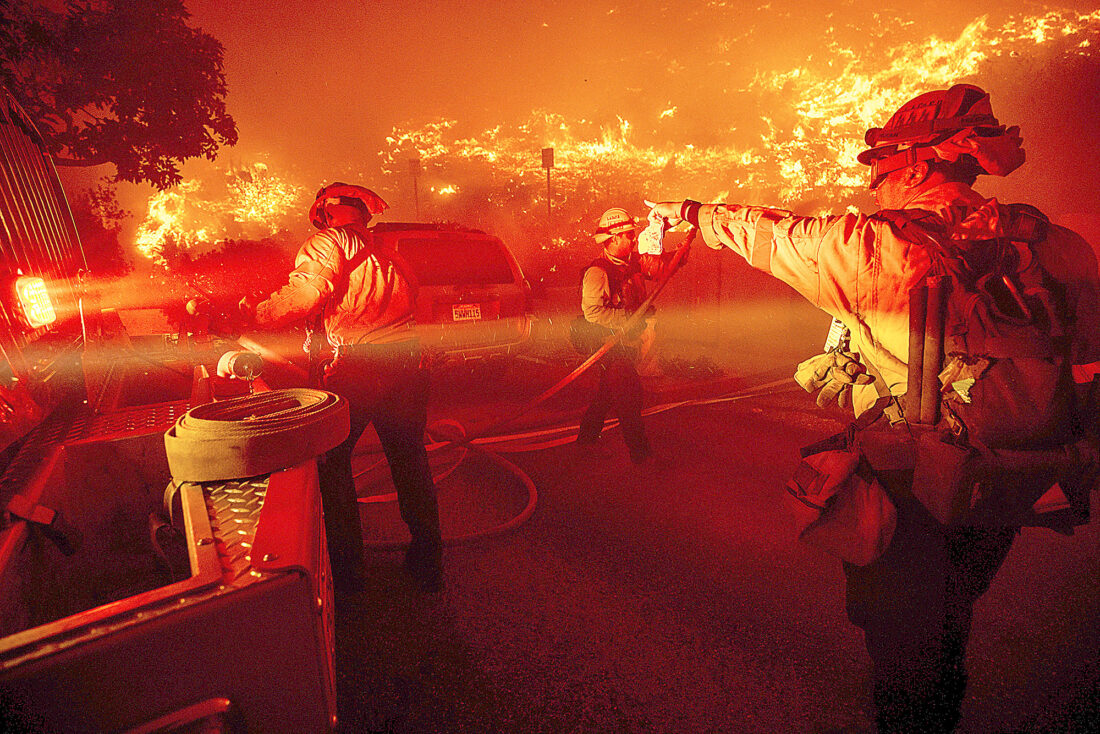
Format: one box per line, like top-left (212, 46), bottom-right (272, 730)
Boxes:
top-left (594, 207), bottom-right (638, 244)
top-left (858, 84), bottom-right (1025, 190)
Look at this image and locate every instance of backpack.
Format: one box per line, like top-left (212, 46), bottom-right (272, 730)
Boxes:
top-left (887, 205), bottom-right (1097, 527)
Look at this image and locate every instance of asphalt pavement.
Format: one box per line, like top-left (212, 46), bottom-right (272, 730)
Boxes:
top-left (338, 334), bottom-right (1100, 734)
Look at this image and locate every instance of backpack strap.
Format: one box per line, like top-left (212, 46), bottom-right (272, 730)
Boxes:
top-left (581, 256), bottom-right (621, 291)
top-left (339, 224), bottom-right (420, 298)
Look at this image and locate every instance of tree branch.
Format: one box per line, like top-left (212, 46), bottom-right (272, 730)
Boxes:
top-left (53, 156), bottom-right (109, 168)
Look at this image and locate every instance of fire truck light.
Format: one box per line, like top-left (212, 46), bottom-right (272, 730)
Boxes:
top-left (16, 276), bottom-right (56, 328)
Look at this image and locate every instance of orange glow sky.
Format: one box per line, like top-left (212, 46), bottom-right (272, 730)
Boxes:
top-left (108, 0), bottom-right (1100, 246)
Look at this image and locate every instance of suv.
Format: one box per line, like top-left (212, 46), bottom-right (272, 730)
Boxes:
top-left (370, 223), bottom-right (531, 363)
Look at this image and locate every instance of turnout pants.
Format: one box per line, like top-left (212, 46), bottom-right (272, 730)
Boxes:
top-left (843, 495), bottom-right (1016, 733)
top-left (318, 341), bottom-right (442, 593)
top-left (578, 346), bottom-right (650, 463)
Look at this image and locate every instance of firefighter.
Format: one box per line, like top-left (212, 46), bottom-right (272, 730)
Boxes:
top-left (240, 183), bottom-right (444, 594)
top-left (648, 84), bottom-right (1100, 732)
top-left (576, 207), bottom-right (679, 464)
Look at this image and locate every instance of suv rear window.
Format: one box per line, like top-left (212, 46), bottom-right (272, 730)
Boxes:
top-left (397, 236), bottom-right (515, 286)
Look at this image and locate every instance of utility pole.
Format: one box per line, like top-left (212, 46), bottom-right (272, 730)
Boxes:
top-left (541, 147), bottom-right (554, 220)
top-left (409, 158), bottom-right (421, 219)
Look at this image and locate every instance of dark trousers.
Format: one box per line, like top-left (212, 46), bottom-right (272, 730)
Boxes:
top-left (317, 343), bottom-right (441, 592)
top-left (578, 348), bottom-right (650, 463)
top-left (844, 496), bottom-right (1016, 733)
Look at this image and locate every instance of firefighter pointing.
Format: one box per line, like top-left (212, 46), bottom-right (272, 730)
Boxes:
top-left (649, 84), bottom-right (1100, 733)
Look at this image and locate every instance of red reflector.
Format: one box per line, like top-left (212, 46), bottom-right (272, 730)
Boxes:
top-left (16, 276), bottom-right (56, 327)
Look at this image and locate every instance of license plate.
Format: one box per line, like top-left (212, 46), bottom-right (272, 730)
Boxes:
top-left (452, 303), bottom-right (482, 321)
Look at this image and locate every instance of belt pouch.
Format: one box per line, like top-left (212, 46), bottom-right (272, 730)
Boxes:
top-left (786, 436), bottom-right (897, 566)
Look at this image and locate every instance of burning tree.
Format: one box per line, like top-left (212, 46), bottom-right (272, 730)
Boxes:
top-left (0, 0), bottom-right (237, 190)
top-left (123, 162), bottom-right (305, 321)
top-left (134, 162), bottom-right (306, 266)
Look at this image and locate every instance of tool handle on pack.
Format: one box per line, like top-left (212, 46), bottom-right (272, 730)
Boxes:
top-left (906, 284), bottom-right (927, 422)
top-left (920, 276), bottom-right (948, 426)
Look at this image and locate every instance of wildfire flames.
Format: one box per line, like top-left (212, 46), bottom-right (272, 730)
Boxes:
top-left (132, 7), bottom-right (1099, 274)
top-left (135, 162), bottom-right (303, 264)
top-left (381, 9), bottom-right (1099, 212)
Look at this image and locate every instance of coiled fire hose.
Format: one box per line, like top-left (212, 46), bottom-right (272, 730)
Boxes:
top-left (164, 388), bottom-right (350, 483)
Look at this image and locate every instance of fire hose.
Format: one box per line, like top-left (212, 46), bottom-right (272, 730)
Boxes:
top-left (197, 232), bottom-right (696, 546)
top-left (355, 233), bottom-right (696, 547)
top-left (353, 375), bottom-right (800, 549)
top-left (164, 388), bottom-right (349, 483)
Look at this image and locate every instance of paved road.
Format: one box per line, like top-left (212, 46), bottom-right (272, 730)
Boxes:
top-left (341, 354), bottom-right (1100, 733)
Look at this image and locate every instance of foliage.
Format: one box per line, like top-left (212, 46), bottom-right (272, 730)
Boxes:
top-left (0, 0), bottom-right (237, 189)
top-left (68, 182), bottom-right (132, 276)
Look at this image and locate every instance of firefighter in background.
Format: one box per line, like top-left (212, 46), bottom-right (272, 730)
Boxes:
top-left (575, 207), bottom-right (680, 464)
top-left (649, 85), bottom-right (1100, 732)
top-left (240, 183), bottom-right (444, 594)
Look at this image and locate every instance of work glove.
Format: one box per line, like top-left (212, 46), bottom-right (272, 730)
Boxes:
top-left (794, 350), bottom-right (875, 410)
top-left (674, 243), bottom-right (690, 270)
top-left (637, 210), bottom-right (667, 256)
top-left (238, 294), bottom-right (260, 323)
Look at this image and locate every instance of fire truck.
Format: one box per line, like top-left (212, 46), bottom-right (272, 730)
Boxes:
top-left (0, 89), bottom-right (337, 732)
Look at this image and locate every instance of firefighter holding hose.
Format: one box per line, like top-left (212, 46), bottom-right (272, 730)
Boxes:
top-left (648, 84), bottom-right (1100, 732)
top-left (239, 183), bottom-right (444, 595)
top-left (573, 206), bottom-right (684, 465)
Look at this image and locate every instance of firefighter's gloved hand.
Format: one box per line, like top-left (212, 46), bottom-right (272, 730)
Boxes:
top-left (794, 353), bottom-right (833, 392)
top-left (644, 200), bottom-right (686, 226)
top-left (185, 297), bottom-right (211, 318)
top-left (674, 243), bottom-right (690, 269)
top-left (237, 294), bottom-right (260, 323)
top-left (794, 351), bottom-right (874, 409)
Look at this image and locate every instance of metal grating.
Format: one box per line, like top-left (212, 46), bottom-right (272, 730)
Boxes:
top-left (64, 401), bottom-right (190, 445)
top-left (200, 476), bottom-right (269, 585)
top-left (0, 410), bottom-right (73, 498)
top-left (0, 400), bottom-right (188, 501)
